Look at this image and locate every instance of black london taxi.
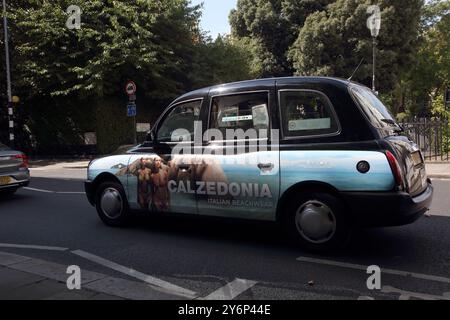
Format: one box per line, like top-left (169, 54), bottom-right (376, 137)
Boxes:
top-left (85, 77), bottom-right (433, 251)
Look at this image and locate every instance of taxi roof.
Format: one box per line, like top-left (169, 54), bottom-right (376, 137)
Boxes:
top-left (172, 76), bottom-right (363, 105)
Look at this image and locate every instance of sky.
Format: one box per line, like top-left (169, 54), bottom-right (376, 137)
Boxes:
top-left (191, 0), bottom-right (238, 38)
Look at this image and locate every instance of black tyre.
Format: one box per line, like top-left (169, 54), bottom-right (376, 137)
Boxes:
top-left (283, 190), bottom-right (352, 251)
top-left (95, 181), bottom-right (130, 227)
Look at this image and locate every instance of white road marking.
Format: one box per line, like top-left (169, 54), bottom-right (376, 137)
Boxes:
top-left (23, 187), bottom-right (84, 195)
top-left (71, 250), bottom-right (197, 299)
top-left (0, 243), bottom-right (68, 251)
top-left (297, 256), bottom-right (450, 284)
top-left (203, 278), bottom-right (258, 300)
top-left (57, 191), bottom-right (85, 194)
top-left (382, 285), bottom-right (450, 300)
top-left (23, 187), bottom-right (54, 193)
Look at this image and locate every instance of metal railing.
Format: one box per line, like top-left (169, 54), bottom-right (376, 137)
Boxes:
top-left (400, 118), bottom-right (450, 161)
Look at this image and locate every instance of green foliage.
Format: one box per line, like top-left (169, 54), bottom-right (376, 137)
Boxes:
top-left (189, 35), bottom-right (252, 88)
top-left (289, 0), bottom-right (423, 92)
top-left (95, 98), bottom-right (134, 154)
top-left (0, 0), bottom-right (252, 153)
top-left (229, 0), bottom-right (332, 77)
top-left (6, 0), bottom-right (202, 101)
top-left (385, 0), bottom-right (450, 118)
top-left (230, 0), bottom-right (424, 93)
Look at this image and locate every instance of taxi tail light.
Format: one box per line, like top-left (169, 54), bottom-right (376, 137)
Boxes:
top-left (386, 151), bottom-right (403, 188)
top-left (14, 154), bottom-right (29, 168)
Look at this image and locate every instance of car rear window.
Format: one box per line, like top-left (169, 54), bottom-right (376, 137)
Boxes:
top-left (351, 86), bottom-right (398, 129)
top-left (279, 90), bottom-right (340, 138)
top-left (0, 143), bottom-right (9, 150)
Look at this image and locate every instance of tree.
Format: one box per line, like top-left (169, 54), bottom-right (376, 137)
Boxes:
top-left (190, 35), bottom-right (252, 88)
top-left (229, 0), bottom-right (332, 77)
top-left (5, 0), bottom-right (202, 102)
top-left (288, 0), bottom-right (423, 93)
top-left (409, 0), bottom-right (450, 116)
top-left (0, 0), bottom-right (252, 153)
top-left (380, 0), bottom-right (449, 117)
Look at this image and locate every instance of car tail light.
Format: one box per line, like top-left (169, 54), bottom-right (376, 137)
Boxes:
top-left (14, 154), bottom-right (29, 169)
top-left (386, 151), bottom-right (403, 188)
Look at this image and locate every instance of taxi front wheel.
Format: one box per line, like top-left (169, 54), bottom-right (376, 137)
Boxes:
top-left (284, 191), bottom-right (352, 251)
top-left (95, 182), bottom-right (130, 227)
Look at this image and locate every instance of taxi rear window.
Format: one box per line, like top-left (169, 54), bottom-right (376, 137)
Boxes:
top-left (279, 90), bottom-right (340, 138)
top-left (351, 86), bottom-right (398, 129)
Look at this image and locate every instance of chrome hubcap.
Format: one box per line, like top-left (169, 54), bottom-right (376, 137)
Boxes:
top-left (295, 200), bottom-right (336, 244)
top-left (100, 188), bottom-right (123, 219)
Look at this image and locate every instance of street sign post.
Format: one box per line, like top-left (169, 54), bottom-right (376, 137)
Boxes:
top-left (125, 81), bottom-right (137, 96)
top-left (127, 102), bottom-right (137, 145)
top-left (3, 0), bottom-right (14, 147)
top-left (127, 103), bottom-right (137, 117)
top-left (125, 81), bottom-right (138, 144)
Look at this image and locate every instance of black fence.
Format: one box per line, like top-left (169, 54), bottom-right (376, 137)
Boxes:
top-left (400, 118), bottom-right (450, 161)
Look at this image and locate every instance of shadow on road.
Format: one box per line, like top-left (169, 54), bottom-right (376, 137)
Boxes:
top-left (0, 192), bottom-right (33, 203)
top-left (121, 212), bottom-right (444, 263)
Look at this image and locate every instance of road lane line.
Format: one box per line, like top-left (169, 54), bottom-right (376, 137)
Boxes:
top-left (203, 278), bottom-right (258, 300)
top-left (23, 187), bottom-right (84, 195)
top-left (23, 187), bottom-right (55, 193)
top-left (71, 250), bottom-right (197, 299)
top-left (56, 191), bottom-right (85, 194)
top-left (297, 256), bottom-right (450, 284)
top-left (0, 243), bottom-right (68, 251)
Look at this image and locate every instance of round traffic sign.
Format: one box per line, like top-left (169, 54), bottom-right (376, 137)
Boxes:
top-left (125, 81), bottom-right (137, 96)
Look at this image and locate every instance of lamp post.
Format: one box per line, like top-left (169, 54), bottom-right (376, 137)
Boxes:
top-left (367, 5), bottom-right (381, 93)
top-left (2, 0), bottom-right (13, 147)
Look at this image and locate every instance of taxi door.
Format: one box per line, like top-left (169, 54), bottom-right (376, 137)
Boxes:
top-left (195, 85), bottom-right (280, 221)
top-left (126, 99), bottom-right (203, 214)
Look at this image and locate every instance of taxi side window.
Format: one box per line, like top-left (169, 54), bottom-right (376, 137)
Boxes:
top-left (209, 92), bottom-right (269, 138)
top-left (279, 90), bottom-right (339, 138)
top-left (157, 100), bottom-right (201, 142)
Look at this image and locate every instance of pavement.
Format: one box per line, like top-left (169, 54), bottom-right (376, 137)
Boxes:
top-left (29, 160), bottom-right (89, 180)
top-left (1, 170), bottom-right (450, 300)
top-left (0, 251), bottom-right (123, 300)
top-left (425, 162), bottom-right (450, 179)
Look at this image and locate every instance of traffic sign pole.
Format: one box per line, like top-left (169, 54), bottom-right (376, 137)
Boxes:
top-left (3, 0), bottom-right (14, 148)
top-left (125, 81), bottom-right (138, 145)
top-left (133, 114), bottom-right (137, 145)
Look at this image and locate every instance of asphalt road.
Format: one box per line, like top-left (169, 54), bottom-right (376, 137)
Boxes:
top-left (1, 177), bottom-right (450, 300)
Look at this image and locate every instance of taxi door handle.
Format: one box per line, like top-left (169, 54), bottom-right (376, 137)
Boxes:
top-left (258, 163), bottom-right (274, 171)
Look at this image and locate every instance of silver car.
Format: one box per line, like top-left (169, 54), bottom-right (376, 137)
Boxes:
top-left (0, 143), bottom-right (30, 195)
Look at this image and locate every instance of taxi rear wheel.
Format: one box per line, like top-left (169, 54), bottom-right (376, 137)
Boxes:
top-left (95, 181), bottom-right (130, 227)
top-left (283, 191), bottom-right (352, 251)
